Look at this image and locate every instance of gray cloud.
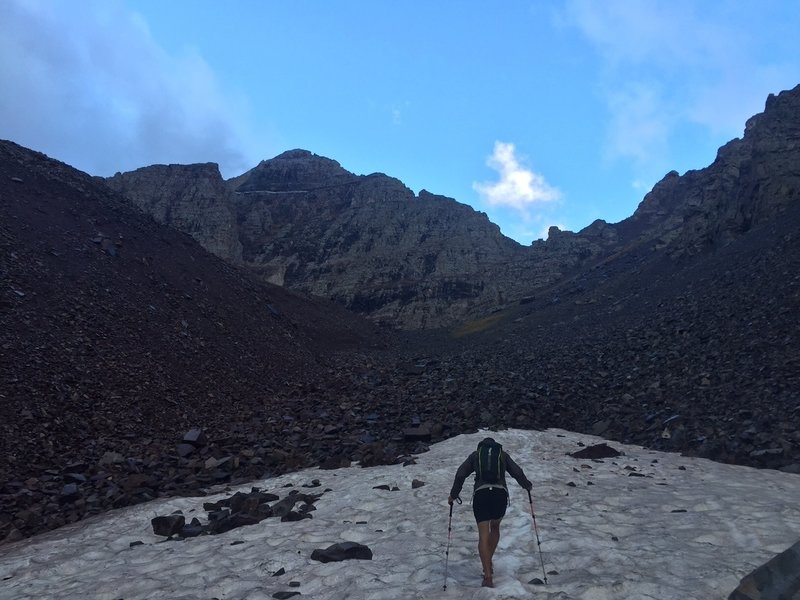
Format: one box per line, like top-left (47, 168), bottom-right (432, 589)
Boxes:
top-left (0, 0), bottom-right (254, 177)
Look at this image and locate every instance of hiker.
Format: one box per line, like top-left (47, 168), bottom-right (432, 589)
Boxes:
top-left (448, 437), bottom-right (532, 588)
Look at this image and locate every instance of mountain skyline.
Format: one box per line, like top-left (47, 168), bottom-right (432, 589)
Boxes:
top-left (2, 1), bottom-right (799, 243)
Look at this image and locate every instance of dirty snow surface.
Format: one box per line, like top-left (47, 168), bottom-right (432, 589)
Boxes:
top-left (1, 429), bottom-right (799, 599)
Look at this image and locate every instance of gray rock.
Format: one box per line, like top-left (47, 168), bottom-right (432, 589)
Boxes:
top-left (176, 443), bottom-right (195, 457)
top-left (569, 443), bottom-right (622, 459)
top-left (183, 428), bottom-right (207, 447)
top-left (728, 539), bottom-right (800, 599)
top-left (151, 515), bottom-right (185, 537)
top-left (310, 541), bottom-right (373, 563)
top-left (59, 484), bottom-right (80, 503)
top-left (403, 425), bottom-right (431, 442)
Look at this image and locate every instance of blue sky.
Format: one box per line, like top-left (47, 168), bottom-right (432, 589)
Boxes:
top-left (1, 1), bottom-right (799, 243)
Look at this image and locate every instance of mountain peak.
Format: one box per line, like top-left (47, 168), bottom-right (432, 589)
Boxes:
top-left (236, 149), bottom-right (355, 193)
top-left (273, 148), bottom-right (314, 160)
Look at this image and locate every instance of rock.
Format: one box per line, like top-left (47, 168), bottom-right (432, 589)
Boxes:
top-left (319, 455), bottom-right (350, 470)
top-left (3, 527), bottom-right (24, 544)
top-left (403, 426), bottom-right (431, 441)
top-left (273, 592), bottom-right (301, 599)
top-left (122, 474), bottom-right (152, 492)
top-left (569, 443), bottom-right (622, 459)
top-left (411, 479), bottom-right (425, 489)
top-left (271, 496), bottom-right (299, 518)
top-left (180, 523), bottom-right (206, 538)
top-left (176, 443), bottom-right (196, 458)
top-left (183, 429), bottom-right (208, 447)
top-left (728, 539), bottom-right (800, 599)
top-left (281, 511), bottom-right (311, 522)
top-left (529, 577), bottom-right (545, 584)
top-left (59, 484), bottom-right (80, 504)
top-left (98, 452), bottom-right (125, 466)
top-left (272, 568), bottom-right (286, 577)
top-left (310, 542), bottom-right (373, 563)
top-left (151, 515), bottom-right (185, 537)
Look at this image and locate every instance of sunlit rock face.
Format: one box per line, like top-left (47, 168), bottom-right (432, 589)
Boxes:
top-left (107, 85), bottom-right (800, 328)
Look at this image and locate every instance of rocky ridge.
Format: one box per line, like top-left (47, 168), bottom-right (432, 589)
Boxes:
top-left (107, 85), bottom-right (800, 330)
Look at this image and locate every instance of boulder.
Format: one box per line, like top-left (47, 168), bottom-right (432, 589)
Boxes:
top-left (183, 428), bottom-right (207, 447)
top-left (151, 514), bottom-right (185, 537)
top-left (569, 443), bottom-right (622, 459)
top-left (310, 541), bottom-right (373, 563)
top-left (728, 539), bottom-right (800, 599)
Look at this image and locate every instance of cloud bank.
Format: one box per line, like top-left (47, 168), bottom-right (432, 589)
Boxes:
top-left (473, 141), bottom-right (560, 212)
top-left (0, 0), bottom-right (254, 177)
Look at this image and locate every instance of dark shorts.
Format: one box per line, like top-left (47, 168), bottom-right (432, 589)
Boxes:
top-left (472, 486), bottom-right (508, 523)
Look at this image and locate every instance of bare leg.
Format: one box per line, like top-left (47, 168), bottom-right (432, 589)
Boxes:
top-left (488, 519), bottom-right (501, 567)
top-left (477, 521), bottom-right (493, 585)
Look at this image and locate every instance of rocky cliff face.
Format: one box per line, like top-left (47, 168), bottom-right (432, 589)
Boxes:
top-left (106, 163), bottom-right (243, 261)
top-left (106, 150), bottom-right (611, 328)
top-left (233, 154), bottom-right (537, 328)
top-left (619, 85), bottom-right (800, 256)
top-left (106, 85), bottom-right (800, 328)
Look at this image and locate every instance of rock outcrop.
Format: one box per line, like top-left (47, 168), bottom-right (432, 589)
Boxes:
top-left (624, 86), bottom-right (800, 257)
top-left (106, 162), bottom-right (242, 261)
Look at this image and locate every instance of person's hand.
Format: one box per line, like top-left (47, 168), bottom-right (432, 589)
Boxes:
top-left (447, 495), bottom-right (454, 505)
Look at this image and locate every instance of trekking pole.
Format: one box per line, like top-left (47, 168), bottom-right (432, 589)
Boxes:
top-left (527, 489), bottom-right (548, 584)
top-left (443, 497), bottom-right (461, 591)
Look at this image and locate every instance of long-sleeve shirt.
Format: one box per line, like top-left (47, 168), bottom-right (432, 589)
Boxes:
top-left (449, 450), bottom-right (532, 500)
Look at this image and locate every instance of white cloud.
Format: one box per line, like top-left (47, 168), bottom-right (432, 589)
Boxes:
top-left (473, 141), bottom-right (560, 212)
top-left (0, 0), bottom-right (256, 177)
top-left (604, 83), bottom-right (671, 165)
top-left (564, 0), bottom-right (800, 164)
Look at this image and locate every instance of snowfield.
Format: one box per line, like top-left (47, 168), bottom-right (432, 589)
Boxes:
top-left (1, 428), bottom-right (798, 600)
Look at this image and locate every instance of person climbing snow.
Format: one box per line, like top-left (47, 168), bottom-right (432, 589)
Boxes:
top-left (448, 437), bottom-right (533, 588)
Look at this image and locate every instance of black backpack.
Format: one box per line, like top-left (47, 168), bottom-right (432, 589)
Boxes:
top-left (477, 438), bottom-right (504, 483)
